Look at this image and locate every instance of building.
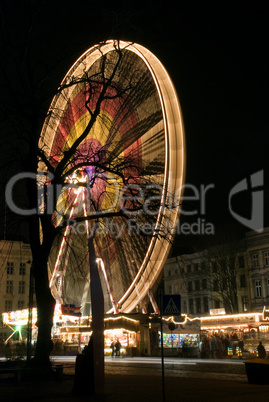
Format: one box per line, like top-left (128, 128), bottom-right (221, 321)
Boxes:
top-left (246, 228), bottom-right (269, 311)
top-left (0, 240), bottom-right (33, 339)
top-left (164, 228), bottom-right (269, 316)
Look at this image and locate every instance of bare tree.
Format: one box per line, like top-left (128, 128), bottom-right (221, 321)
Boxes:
top-left (193, 230), bottom-right (246, 314)
top-left (0, 2), bottom-right (179, 369)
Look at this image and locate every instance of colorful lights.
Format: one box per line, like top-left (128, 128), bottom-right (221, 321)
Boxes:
top-left (39, 40), bottom-right (185, 315)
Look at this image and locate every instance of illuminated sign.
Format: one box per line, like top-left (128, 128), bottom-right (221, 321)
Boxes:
top-left (2, 309), bottom-right (37, 325)
top-left (2, 304), bottom-right (62, 326)
top-left (210, 308), bottom-right (226, 315)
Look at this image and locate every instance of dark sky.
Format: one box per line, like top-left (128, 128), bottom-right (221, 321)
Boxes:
top-left (0, 1), bottom-right (268, 246)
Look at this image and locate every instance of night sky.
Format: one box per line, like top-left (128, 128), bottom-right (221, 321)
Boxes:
top-left (0, 1), bottom-right (268, 249)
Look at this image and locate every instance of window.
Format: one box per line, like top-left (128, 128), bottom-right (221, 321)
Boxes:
top-left (267, 279), bottom-right (269, 296)
top-left (194, 263), bottom-right (199, 272)
top-left (168, 270), bottom-right (171, 276)
top-left (196, 298), bottom-right (201, 313)
top-left (19, 263), bottom-right (26, 275)
top-left (264, 251), bottom-right (269, 267)
top-left (195, 280), bottom-right (200, 291)
top-left (252, 253), bottom-right (259, 268)
top-left (222, 279), bottom-right (227, 291)
top-left (6, 262), bottom-right (14, 275)
top-left (240, 274), bottom-right (246, 288)
top-left (238, 255), bottom-right (245, 268)
top-left (174, 284), bottom-right (179, 293)
top-left (203, 297), bottom-right (209, 313)
top-left (188, 281), bottom-right (193, 292)
top-left (168, 285), bottom-right (172, 294)
top-left (202, 278), bottom-right (207, 290)
top-left (6, 280), bottom-right (13, 294)
top-left (255, 280), bottom-right (262, 297)
top-left (242, 296), bottom-right (248, 312)
top-left (18, 281), bottom-right (25, 294)
top-left (175, 268), bottom-right (178, 275)
top-left (187, 265), bottom-right (192, 273)
top-left (212, 262), bottom-right (218, 273)
top-left (213, 280), bottom-right (219, 292)
top-left (189, 299), bottom-right (194, 314)
top-left (215, 299), bottom-right (220, 309)
top-left (18, 300), bottom-right (25, 309)
top-left (5, 300), bottom-right (12, 311)
top-left (183, 300), bottom-right (187, 314)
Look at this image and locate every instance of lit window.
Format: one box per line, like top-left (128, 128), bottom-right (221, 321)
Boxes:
top-left (6, 262), bottom-right (14, 275)
top-left (6, 280), bottom-right (13, 294)
top-left (255, 280), bottom-right (262, 297)
top-left (18, 281), bottom-right (25, 294)
top-left (252, 253), bottom-right (259, 268)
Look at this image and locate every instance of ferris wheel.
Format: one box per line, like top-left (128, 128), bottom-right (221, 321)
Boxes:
top-left (38, 40), bottom-right (185, 315)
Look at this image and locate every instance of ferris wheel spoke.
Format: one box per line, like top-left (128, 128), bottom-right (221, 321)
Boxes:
top-left (49, 189), bottom-right (82, 289)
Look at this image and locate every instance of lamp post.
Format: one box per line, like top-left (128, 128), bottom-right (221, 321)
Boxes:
top-left (27, 262), bottom-right (34, 363)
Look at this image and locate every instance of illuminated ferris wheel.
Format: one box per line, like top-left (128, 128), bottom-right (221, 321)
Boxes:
top-left (38, 40), bottom-right (185, 315)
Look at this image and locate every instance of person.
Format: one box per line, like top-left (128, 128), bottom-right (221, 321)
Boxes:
top-left (238, 339), bottom-right (244, 351)
top-left (199, 339), bottom-right (206, 358)
top-left (115, 340), bottom-right (121, 357)
top-left (257, 341), bottom-right (266, 359)
top-left (110, 341), bottom-right (115, 357)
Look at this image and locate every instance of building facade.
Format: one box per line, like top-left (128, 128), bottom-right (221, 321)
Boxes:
top-left (246, 228), bottom-right (269, 311)
top-left (164, 228), bottom-right (269, 316)
top-left (0, 240), bottom-right (33, 338)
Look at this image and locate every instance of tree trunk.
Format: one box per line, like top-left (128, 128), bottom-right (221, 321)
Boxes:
top-left (72, 237), bottom-right (104, 395)
top-left (31, 250), bottom-right (55, 367)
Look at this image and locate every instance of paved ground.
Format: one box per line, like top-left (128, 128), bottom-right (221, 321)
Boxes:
top-left (1, 358), bottom-right (269, 401)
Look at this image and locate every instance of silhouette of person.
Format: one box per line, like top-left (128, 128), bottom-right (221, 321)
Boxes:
top-left (110, 341), bottom-right (115, 357)
top-left (115, 340), bottom-right (121, 357)
top-left (257, 341), bottom-right (266, 359)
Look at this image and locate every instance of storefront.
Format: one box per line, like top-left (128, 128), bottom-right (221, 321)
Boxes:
top-left (2, 307), bottom-right (140, 357)
top-left (149, 316), bottom-right (201, 357)
top-left (53, 314), bottom-right (140, 356)
top-left (200, 308), bottom-right (269, 357)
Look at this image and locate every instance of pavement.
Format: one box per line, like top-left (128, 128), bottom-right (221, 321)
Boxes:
top-left (1, 359), bottom-right (269, 402)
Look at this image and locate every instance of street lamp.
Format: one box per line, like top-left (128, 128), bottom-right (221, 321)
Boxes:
top-left (26, 261), bottom-right (34, 363)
